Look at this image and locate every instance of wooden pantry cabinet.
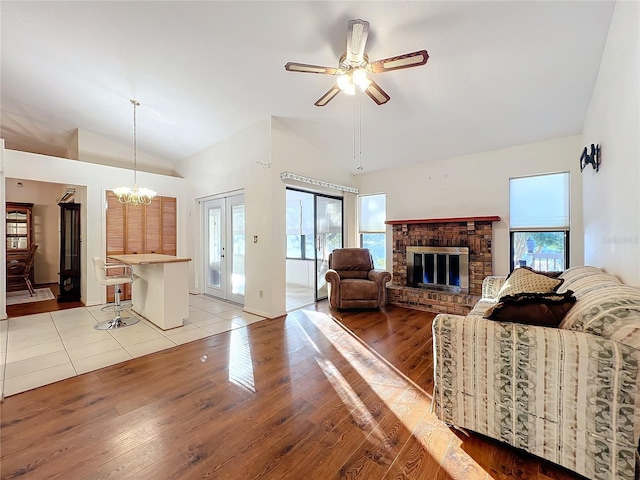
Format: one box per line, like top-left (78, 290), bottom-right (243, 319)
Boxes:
top-left (105, 191), bottom-right (177, 301)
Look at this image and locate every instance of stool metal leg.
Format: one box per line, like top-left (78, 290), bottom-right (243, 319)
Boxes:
top-left (94, 286), bottom-right (140, 330)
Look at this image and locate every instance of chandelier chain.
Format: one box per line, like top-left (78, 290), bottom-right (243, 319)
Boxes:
top-left (132, 99), bottom-right (139, 185)
top-left (113, 99), bottom-right (155, 206)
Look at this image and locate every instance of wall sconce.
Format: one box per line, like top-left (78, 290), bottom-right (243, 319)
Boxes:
top-left (580, 143), bottom-right (601, 172)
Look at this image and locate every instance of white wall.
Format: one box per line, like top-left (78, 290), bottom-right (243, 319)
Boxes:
top-left (175, 117), bottom-right (357, 318)
top-left (5, 179), bottom-right (72, 284)
top-left (77, 129), bottom-right (177, 176)
top-left (582, 0), bottom-right (640, 287)
top-left (0, 140), bottom-right (6, 319)
top-left (175, 118), bottom-right (274, 316)
top-left (271, 118), bottom-right (357, 314)
top-left (286, 259), bottom-right (314, 287)
top-left (1, 147), bottom-right (189, 314)
top-left (355, 135), bottom-right (584, 276)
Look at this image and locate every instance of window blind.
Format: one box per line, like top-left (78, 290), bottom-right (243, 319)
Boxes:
top-left (359, 194), bottom-right (386, 232)
top-left (509, 172), bottom-right (570, 230)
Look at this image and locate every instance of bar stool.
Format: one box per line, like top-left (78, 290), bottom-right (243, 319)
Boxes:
top-left (93, 257), bottom-right (139, 330)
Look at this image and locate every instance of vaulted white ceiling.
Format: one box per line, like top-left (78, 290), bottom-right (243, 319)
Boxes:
top-left (0, 1), bottom-right (615, 174)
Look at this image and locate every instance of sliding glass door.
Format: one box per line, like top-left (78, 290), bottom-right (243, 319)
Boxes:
top-left (286, 188), bottom-right (343, 303)
top-left (315, 195), bottom-right (343, 300)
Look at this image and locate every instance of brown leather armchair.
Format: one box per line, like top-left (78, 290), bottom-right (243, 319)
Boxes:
top-left (325, 248), bottom-right (391, 309)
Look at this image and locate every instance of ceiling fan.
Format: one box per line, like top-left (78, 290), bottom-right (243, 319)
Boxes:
top-left (285, 19), bottom-right (429, 107)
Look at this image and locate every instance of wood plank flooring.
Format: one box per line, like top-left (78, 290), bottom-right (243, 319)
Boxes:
top-left (0, 303), bottom-right (585, 480)
top-left (5, 283), bottom-right (84, 319)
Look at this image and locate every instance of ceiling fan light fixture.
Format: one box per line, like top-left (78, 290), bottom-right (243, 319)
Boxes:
top-left (284, 19), bottom-right (428, 106)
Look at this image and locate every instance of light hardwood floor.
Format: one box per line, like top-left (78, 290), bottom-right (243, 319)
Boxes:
top-left (0, 302), bottom-right (585, 479)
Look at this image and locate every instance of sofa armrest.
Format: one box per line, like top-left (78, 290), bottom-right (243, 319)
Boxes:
top-left (369, 269), bottom-right (392, 307)
top-left (325, 269), bottom-right (340, 309)
top-left (325, 269), bottom-right (340, 284)
top-left (368, 269), bottom-right (391, 285)
top-left (432, 313), bottom-right (640, 480)
top-left (481, 276), bottom-right (506, 300)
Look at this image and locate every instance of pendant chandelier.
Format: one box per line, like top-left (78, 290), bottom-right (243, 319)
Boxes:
top-left (113, 99), bottom-right (156, 206)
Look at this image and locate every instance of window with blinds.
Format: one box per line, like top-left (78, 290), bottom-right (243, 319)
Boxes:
top-left (509, 172), bottom-right (570, 272)
top-left (358, 193), bottom-right (386, 269)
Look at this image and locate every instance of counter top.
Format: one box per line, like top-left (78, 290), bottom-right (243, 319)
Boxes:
top-left (108, 254), bottom-right (192, 265)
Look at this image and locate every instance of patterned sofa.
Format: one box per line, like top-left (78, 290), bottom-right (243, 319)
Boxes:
top-left (432, 266), bottom-right (640, 480)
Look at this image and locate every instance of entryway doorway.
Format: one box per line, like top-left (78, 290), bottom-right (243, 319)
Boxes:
top-left (202, 193), bottom-right (245, 304)
top-left (285, 188), bottom-right (343, 310)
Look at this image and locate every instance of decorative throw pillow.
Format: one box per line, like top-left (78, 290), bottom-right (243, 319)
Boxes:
top-left (484, 291), bottom-right (577, 327)
top-left (533, 270), bottom-right (563, 278)
top-left (496, 266), bottom-right (564, 300)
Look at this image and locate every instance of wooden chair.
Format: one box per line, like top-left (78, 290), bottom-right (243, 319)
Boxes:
top-left (6, 243), bottom-right (39, 296)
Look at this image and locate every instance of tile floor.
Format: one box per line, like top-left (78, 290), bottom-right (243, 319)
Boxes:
top-left (0, 294), bottom-right (265, 398)
top-left (286, 284), bottom-right (315, 311)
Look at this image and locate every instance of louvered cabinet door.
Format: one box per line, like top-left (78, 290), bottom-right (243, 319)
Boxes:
top-left (145, 199), bottom-right (162, 254)
top-left (105, 191), bottom-right (126, 302)
top-left (104, 192), bottom-right (178, 303)
top-left (161, 197), bottom-right (177, 256)
top-left (125, 204), bottom-right (145, 255)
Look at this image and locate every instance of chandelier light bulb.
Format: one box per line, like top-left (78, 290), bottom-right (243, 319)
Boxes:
top-left (352, 68), bottom-right (371, 90)
top-left (336, 73), bottom-right (352, 92)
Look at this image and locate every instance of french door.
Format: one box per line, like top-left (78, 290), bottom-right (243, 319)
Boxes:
top-left (203, 194), bottom-right (245, 303)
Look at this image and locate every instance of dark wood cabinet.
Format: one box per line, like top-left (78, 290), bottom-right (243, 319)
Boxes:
top-left (58, 203), bottom-right (81, 302)
top-left (6, 202), bottom-right (35, 291)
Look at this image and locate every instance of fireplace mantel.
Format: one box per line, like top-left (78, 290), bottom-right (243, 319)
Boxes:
top-left (386, 216), bottom-right (500, 225)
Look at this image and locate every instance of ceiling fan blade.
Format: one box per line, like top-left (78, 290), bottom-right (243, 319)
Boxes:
top-left (314, 86), bottom-right (341, 107)
top-left (346, 19), bottom-right (369, 64)
top-left (364, 79), bottom-right (390, 105)
top-left (369, 50), bottom-right (429, 73)
top-left (285, 62), bottom-right (338, 75)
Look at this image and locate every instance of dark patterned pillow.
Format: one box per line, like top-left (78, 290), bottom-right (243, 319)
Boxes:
top-left (484, 291), bottom-right (577, 327)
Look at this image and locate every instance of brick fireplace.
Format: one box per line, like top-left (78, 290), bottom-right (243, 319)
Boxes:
top-left (386, 216), bottom-right (500, 314)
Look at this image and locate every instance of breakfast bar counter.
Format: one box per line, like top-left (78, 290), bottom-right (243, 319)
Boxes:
top-left (108, 254), bottom-right (191, 330)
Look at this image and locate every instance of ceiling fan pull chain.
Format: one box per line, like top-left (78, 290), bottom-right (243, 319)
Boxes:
top-left (358, 92), bottom-right (363, 171)
top-left (353, 96), bottom-right (357, 167)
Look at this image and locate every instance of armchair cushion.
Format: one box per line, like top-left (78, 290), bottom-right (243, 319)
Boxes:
top-left (329, 248), bottom-right (374, 279)
top-left (339, 279), bottom-right (378, 301)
